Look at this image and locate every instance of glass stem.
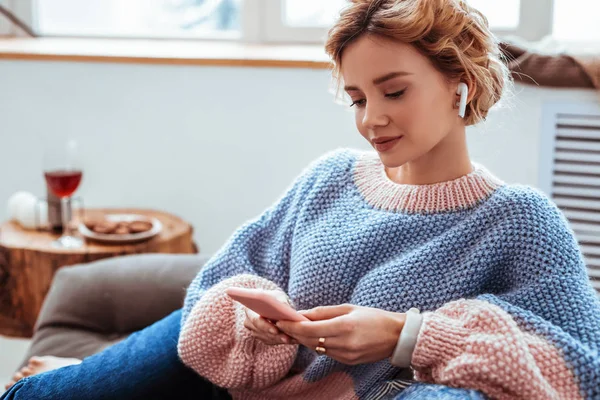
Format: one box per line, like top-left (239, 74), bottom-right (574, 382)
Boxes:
top-left (61, 196), bottom-right (71, 237)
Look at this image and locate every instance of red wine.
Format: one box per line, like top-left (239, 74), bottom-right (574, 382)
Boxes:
top-left (44, 170), bottom-right (83, 198)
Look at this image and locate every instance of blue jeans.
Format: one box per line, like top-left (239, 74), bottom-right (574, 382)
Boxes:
top-left (393, 384), bottom-right (487, 399)
top-left (1, 310), bottom-right (232, 400)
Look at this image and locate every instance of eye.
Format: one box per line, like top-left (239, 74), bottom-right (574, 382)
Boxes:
top-left (350, 99), bottom-right (366, 108)
top-left (385, 89), bottom-right (406, 99)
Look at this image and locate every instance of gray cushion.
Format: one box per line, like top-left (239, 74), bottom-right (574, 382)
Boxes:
top-left (17, 253), bottom-right (208, 370)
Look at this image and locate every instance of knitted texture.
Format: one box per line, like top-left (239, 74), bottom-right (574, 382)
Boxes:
top-left (179, 148), bottom-right (600, 400)
top-left (353, 155), bottom-right (503, 213)
top-left (177, 274), bottom-right (298, 391)
top-left (412, 300), bottom-right (581, 399)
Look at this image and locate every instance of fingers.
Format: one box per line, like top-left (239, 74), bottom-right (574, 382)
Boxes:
top-left (244, 307), bottom-right (278, 334)
top-left (259, 317), bottom-right (279, 335)
top-left (276, 315), bottom-right (351, 338)
top-left (299, 304), bottom-right (353, 321)
top-left (243, 306), bottom-right (296, 346)
top-left (289, 334), bottom-right (340, 352)
top-left (254, 329), bottom-right (296, 346)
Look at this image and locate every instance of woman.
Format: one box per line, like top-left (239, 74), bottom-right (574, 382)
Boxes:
top-left (4, 0), bottom-right (600, 399)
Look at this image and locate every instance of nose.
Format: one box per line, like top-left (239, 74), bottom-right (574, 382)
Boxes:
top-left (362, 101), bottom-right (389, 129)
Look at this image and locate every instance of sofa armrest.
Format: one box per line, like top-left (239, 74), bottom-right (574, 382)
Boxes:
top-left (18, 253), bottom-right (209, 368)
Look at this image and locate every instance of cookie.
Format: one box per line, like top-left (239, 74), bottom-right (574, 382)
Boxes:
top-left (129, 221), bottom-right (153, 233)
top-left (93, 221), bottom-right (118, 234)
top-left (84, 219), bottom-right (101, 230)
top-left (115, 226), bottom-right (131, 235)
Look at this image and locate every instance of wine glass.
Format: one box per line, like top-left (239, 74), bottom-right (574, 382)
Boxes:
top-left (43, 139), bottom-right (84, 249)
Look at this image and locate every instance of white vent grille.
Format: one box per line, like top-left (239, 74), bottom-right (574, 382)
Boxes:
top-left (545, 109), bottom-right (600, 294)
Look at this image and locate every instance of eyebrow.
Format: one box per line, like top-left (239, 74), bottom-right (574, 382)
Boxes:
top-left (344, 71), bottom-right (413, 91)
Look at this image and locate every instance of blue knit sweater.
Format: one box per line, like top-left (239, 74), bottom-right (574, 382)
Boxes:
top-left (180, 148), bottom-right (600, 400)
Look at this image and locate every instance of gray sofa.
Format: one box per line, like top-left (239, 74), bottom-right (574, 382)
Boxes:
top-left (16, 253), bottom-right (209, 370)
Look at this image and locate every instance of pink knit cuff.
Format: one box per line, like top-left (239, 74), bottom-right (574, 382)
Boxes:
top-left (411, 299), bottom-right (582, 400)
top-left (177, 274), bottom-right (299, 391)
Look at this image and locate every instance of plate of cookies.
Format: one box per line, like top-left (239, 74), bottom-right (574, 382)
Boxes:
top-left (79, 214), bottom-right (162, 244)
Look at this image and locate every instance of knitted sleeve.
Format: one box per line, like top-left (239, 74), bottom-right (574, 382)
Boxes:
top-left (409, 189), bottom-right (600, 399)
top-left (178, 273), bottom-right (300, 391)
top-left (177, 149), bottom-right (339, 390)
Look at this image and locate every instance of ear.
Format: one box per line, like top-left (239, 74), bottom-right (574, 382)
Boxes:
top-left (466, 81), bottom-right (476, 103)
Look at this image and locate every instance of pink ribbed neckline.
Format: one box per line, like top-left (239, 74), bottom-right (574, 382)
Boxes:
top-left (352, 151), bottom-right (505, 214)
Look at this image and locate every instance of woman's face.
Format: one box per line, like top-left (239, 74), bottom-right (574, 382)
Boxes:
top-left (340, 34), bottom-right (464, 167)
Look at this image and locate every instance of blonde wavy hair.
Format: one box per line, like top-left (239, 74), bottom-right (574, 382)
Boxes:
top-left (325, 0), bottom-right (511, 126)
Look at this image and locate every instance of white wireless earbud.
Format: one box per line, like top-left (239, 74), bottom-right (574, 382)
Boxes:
top-left (456, 82), bottom-right (468, 118)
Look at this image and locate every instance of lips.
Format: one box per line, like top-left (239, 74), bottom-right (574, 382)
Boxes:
top-left (373, 136), bottom-right (403, 152)
top-left (372, 136), bottom-right (402, 144)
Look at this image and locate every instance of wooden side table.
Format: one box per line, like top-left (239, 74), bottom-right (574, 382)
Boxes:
top-left (0, 208), bottom-right (196, 338)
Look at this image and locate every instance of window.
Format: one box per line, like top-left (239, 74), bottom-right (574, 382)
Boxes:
top-left (36, 0), bottom-right (242, 39)
top-left (2, 0), bottom-right (597, 44)
top-left (553, 0), bottom-right (600, 42)
top-left (467, 0), bottom-right (520, 30)
top-left (264, 0), bottom-right (535, 43)
top-left (283, 0), bottom-right (346, 28)
top-left (281, 0), bottom-right (521, 30)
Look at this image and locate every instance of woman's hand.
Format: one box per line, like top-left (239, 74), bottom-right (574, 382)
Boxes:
top-left (242, 290), bottom-right (296, 346)
top-left (275, 304), bottom-right (406, 365)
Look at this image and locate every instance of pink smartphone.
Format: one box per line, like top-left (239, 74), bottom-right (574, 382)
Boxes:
top-left (225, 287), bottom-right (310, 322)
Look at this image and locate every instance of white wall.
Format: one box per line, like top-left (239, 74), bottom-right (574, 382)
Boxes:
top-left (0, 59), bottom-right (597, 254)
top-left (0, 0), bottom-right (11, 36)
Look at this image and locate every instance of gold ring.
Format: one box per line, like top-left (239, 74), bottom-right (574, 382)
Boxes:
top-left (315, 337), bottom-right (326, 354)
